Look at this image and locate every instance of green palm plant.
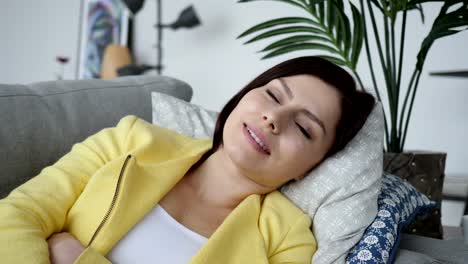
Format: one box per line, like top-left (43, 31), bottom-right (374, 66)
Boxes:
top-left (237, 0), bottom-right (468, 153)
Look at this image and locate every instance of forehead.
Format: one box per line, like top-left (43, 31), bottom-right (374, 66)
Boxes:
top-left (274, 75), bottom-right (332, 94)
top-left (271, 75), bottom-right (339, 106)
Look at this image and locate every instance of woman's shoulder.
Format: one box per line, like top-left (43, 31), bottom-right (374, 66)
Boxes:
top-left (115, 115), bottom-right (212, 156)
top-left (117, 115), bottom-right (188, 138)
top-left (258, 191), bottom-right (314, 256)
top-left (118, 115), bottom-right (211, 144)
top-left (260, 190), bottom-right (309, 222)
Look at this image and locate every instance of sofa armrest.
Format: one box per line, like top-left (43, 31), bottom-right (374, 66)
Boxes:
top-left (394, 249), bottom-right (443, 264)
top-left (398, 234), bottom-right (468, 264)
top-left (0, 75), bottom-right (192, 198)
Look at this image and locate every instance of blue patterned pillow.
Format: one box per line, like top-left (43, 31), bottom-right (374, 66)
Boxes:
top-left (345, 172), bottom-right (436, 263)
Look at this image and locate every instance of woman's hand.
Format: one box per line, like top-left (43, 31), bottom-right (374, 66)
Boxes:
top-left (47, 232), bottom-right (85, 264)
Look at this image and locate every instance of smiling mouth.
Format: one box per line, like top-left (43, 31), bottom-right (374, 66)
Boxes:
top-left (243, 123), bottom-right (271, 155)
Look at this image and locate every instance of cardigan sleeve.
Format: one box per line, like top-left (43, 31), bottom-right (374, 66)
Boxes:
top-left (268, 214), bottom-right (317, 264)
top-left (0, 115), bottom-right (139, 264)
top-left (74, 247), bottom-right (112, 264)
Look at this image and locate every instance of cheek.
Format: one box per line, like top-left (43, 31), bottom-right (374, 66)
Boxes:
top-left (223, 95), bottom-right (267, 136)
top-left (278, 137), bottom-right (308, 164)
top-left (223, 114), bottom-right (239, 145)
top-left (280, 138), bottom-right (322, 171)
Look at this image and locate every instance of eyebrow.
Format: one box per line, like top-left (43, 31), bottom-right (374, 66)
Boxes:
top-left (278, 78), bottom-right (327, 136)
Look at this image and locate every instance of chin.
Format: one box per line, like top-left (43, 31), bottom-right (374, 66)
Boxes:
top-left (223, 136), bottom-right (258, 170)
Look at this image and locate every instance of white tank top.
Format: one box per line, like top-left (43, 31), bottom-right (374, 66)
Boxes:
top-left (107, 204), bottom-right (208, 263)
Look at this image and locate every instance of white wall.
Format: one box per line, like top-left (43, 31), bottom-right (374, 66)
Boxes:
top-left (0, 0), bottom-right (80, 83)
top-left (1, 2), bottom-right (467, 179)
top-left (133, 0), bottom-right (312, 111)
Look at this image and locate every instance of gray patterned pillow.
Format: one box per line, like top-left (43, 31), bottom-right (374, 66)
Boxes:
top-left (152, 92), bottom-right (218, 139)
top-left (152, 92), bottom-right (384, 264)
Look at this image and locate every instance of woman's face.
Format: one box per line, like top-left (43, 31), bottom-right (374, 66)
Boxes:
top-left (221, 74), bottom-right (342, 190)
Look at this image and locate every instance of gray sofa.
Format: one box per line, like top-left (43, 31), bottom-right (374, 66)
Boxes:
top-left (0, 75), bottom-right (192, 199)
top-left (0, 75), bottom-right (467, 263)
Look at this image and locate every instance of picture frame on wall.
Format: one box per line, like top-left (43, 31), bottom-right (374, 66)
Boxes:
top-left (76, 0), bottom-right (130, 79)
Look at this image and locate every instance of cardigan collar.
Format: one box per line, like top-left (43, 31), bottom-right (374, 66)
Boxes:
top-left (92, 138), bottom-right (269, 263)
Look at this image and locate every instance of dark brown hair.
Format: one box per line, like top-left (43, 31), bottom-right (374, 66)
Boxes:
top-left (195, 56), bottom-right (375, 171)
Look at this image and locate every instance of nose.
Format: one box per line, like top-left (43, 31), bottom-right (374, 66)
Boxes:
top-left (262, 111), bottom-right (281, 134)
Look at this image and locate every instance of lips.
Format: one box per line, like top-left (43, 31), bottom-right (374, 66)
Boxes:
top-left (243, 123), bottom-right (271, 155)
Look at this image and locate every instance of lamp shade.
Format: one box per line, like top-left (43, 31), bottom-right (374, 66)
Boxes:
top-left (101, 44), bottom-right (133, 79)
top-left (430, 70), bottom-right (468, 78)
top-left (122, 0), bottom-right (145, 14)
top-left (169, 5), bottom-right (201, 30)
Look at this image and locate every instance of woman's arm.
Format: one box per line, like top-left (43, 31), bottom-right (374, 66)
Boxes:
top-left (0, 115), bottom-right (138, 263)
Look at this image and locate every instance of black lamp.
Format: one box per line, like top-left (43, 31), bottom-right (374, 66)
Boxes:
top-left (123, 0), bottom-right (144, 14)
top-left (429, 70), bottom-right (468, 78)
top-left (117, 64), bottom-right (155, 76)
top-left (163, 5), bottom-right (201, 30)
top-left (120, 0), bottom-right (201, 75)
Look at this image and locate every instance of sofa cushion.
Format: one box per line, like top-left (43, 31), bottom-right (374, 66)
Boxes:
top-left (346, 173), bottom-right (436, 263)
top-left (0, 75), bottom-right (192, 198)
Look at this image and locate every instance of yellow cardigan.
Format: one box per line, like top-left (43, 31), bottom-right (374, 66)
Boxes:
top-left (0, 115), bottom-right (316, 263)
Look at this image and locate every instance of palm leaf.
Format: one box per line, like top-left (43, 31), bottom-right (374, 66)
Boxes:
top-left (327, 0), bottom-right (336, 35)
top-left (335, 1), bottom-right (352, 56)
top-left (415, 3), bottom-right (425, 23)
top-left (335, 14), bottom-right (343, 46)
top-left (371, 0), bottom-right (425, 23)
top-left (319, 1), bottom-right (325, 24)
top-left (262, 42), bottom-right (340, 59)
top-left (387, 0), bottom-right (409, 20)
top-left (238, 0), bottom-right (363, 71)
top-left (334, 1), bottom-right (343, 46)
top-left (260, 35), bottom-right (330, 51)
top-left (308, 0), bottom-right (316, 15)
top-left (243, 26), bottom-right (326, 44)
top-left (309, 0), bottom-right (326, 4)
top-left (350, 2), bottom-right (364, 68)
top-left (369, 0), bottom-right (384, 13)
top-left (416, 0), bottom-right (468, 70)
top-left (237, 17), bottom-right (321, 38)
top-left (407, 0), bottom-right (444, 7)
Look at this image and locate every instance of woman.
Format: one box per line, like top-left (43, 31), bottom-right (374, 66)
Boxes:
top-left (0, 56), bottom-right (375, 264)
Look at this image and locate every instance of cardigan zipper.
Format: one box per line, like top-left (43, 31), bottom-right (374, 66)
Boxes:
top-left (87, 154), bottom-right (132, 247)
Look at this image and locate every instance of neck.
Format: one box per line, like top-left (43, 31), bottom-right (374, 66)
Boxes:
top-left (181, 148), bottom-right (272, 210)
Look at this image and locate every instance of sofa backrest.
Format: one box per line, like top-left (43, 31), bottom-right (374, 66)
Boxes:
top-left (0, 75), bottom-right (192, 198)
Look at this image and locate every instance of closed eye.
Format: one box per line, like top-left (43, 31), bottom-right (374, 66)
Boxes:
top-left (296, 122), bottom-right (311, 139)
top-left (266, 89), bottom-right (280, 104)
